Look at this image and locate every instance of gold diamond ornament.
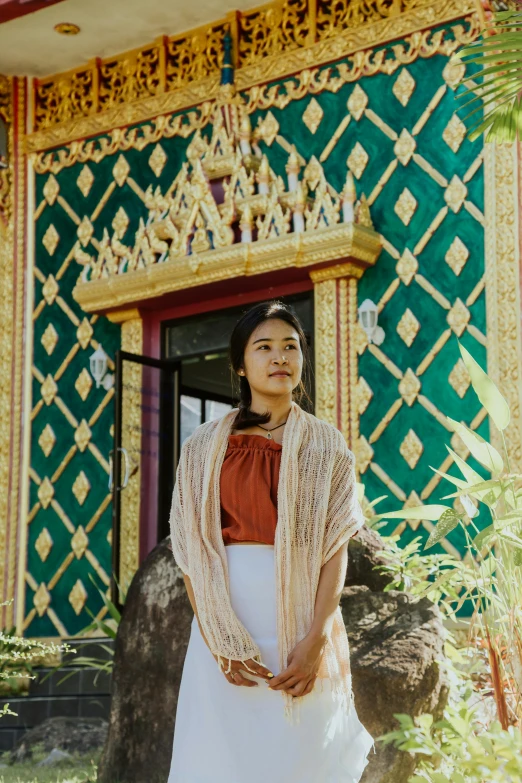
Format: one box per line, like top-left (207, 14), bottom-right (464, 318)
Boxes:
top-left (149, 144), bottom-right (168, 177)
top-left (396, 308), bottom-right (420, 347)
top-left (447, 298), bottom-right (470, 336)
top-left (394, 129), bottom-right (416, 166)
top-left (354, 376), bottom-right (373, 415)
top-left (355, 435), bottom-right (374, 474)
top-left (34, 583), bottom-right (51, 617)
top-left (403, 491), bottom-right (424, 530)
top-left (444, 175), bottom-right (468, 213)
top-left (399, 368), bottom-right (421, 406)
top-left (35, 528), bottom-right (53, 562)
top-left (347, 85), bottom-right (368, 121)
top-left (302, 98), bottom-right (324, 134)
top-left (71, 525), bottom-right (89, 558)
top-left (77, 165), bottom-right (94, 197)
top-left (42, 224), bottom-right (60, 256)
top-left (443, 60), bottom-right (466, 89)
top-left (392, 68), bottom-right (416, 107)
top-left (41, 323), bottom-right (59, 356)
top-left (41, 374), bottom-right (58, 406)
top-left (445, 236), bottom-right (469, 276)
top-left (43, 174), bottom-right (60, 206)
top-left (394, 188), bottom-right (418, 226)
top-left (69, 579), bottom-right (88, 615)
top-left (400, 428), bottom-right (424, 469)
top-left (113, 154), bottom-right (130, 187)
top-left (77, 317), bottom-right (94, 349)
top-left (75, 419), bottom-right (92, 452)
top-left (72, 472), bottom-right (91, 506)
top-left (38, 477), bottom-right (54, 509)
top-left (38, 424), bottom-right (56, 457)
top-left (75, 368), bottom-right (92, 401)
top-left (448, 357), bottom-right (471, 398)
top-left (258, 111), bottom-right (280, 146)
top-left (42, 274), bottom-right (59, 305)
top-left (347, 142), bottom-right (369, 180)
top-left (77, 216), bottom-right (94, 247)
top-left (443, 114), bottom-right (467, 153)
top-left (396, 249), bottom-right (418, 285)
top-left (112, 206), bottom-right (130, 239)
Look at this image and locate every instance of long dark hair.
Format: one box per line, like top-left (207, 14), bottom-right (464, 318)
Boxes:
top-left (229, 300), bottom-right (312, 430)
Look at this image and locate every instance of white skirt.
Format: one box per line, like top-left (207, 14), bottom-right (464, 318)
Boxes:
top-left (168, 544), bottom-right (373, 783)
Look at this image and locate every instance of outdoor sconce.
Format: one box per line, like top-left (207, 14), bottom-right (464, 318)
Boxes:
top-left (358, 298), bottom-right (385, 345)
top-left (89, 344), bottom-right (114, 390)
top-left (0, 116), bottom-right (7, 170)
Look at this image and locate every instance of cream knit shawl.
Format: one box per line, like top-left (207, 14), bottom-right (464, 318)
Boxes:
top-left (169, 401), bottom-right (365, 723)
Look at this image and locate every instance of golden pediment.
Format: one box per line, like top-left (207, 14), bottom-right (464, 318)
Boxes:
top-left (73, 86), bottom-right (381, 313)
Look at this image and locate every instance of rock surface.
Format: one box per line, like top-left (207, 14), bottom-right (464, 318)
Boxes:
top-left (342, 586), bottom-right (448, 783)
top-left (97, 538), bottom-right (190, 783)
top-left (11, 716), bottom-right (107, 763)
top-left (36, 747), bottom-right (72, 767)
top-left (98, 533), bottom-right (447, 783)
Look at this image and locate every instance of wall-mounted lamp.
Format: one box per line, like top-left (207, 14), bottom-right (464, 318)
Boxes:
top-left (89, 344), bottom-right (114, 390)
top-left (358, 298), bottom-right (385, 345)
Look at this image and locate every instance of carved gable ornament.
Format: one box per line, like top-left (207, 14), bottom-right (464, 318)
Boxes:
top-left (73, 85), bottom-right (381, 314)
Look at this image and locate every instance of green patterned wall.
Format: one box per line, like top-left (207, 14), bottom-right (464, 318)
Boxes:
top-left (28, 17), bottom-right (485, 636)
top-left (248, 19), bottom-right (486, 560)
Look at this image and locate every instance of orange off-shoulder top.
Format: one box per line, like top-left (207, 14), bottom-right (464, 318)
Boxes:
top-left (220, 433), bottom-right (281, 545)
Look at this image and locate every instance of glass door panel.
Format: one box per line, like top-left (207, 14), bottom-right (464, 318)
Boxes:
top-left (112, 351), bottom-right (180, 605)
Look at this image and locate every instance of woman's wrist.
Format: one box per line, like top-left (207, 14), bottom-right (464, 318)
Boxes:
top-left (306, 626), bottom-right (329, 648)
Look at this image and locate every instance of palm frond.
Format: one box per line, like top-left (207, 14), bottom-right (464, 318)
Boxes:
top-left (456, 9), bottom-right (522, 143)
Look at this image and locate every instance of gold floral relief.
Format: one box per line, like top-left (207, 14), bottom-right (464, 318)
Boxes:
top-left (316, 0), bottom-right (431, 40)
top-left (238, 0), bottom-right (309, 68)
top-left (167, 23), bottom-right (227, 89)
top-left (99, 45), bottom-right (162, 109)
top-left (34, 67), bottom-right (95, 131)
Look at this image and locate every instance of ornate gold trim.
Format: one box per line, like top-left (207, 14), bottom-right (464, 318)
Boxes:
top-left (26, 0), bottom-right (477, 153)
top-left (314, 277), bottom-right (337, 426)
top-left (119, 317), bottom-right (143, 595)
top-left (484, 143), bottom-right (522, 472)
top-left (106, 308), bottom-right (141, 324)
top-left (73, 224), bottom-right (381, 314)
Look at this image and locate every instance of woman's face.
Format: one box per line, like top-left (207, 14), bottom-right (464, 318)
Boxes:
top-left (240, 318), bottom-right (303, 399)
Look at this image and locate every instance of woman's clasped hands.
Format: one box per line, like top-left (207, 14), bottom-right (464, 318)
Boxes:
top-left (215, 631), bottom-right (327, 697)
top-left (268, 632), bottom-right (327, 698)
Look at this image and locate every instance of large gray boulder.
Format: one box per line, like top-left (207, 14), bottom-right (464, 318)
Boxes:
top-left (97, 539), bottom-right (190, 783)
top-left (98, 533), bottom-right (447, 783)
top-left (342, 586), bottom-right (448, 783)
top-left (11, 716), bottom-right (107, 763)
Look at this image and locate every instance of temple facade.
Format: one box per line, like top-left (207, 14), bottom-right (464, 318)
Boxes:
top-left (0, 0), bottom-right (521, 642)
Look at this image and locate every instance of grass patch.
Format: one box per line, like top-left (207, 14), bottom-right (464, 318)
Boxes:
top-left (0, 750), bottom-right (99, 783)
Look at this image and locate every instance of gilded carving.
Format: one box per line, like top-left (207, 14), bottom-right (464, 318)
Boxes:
top-left (73, 92), bottom-right (380, 311)
top-left (445, 235), bottom-right (469, 275)
top-left (396, 307), bottom-right (421, 346)
top-left (38, 424), bottom-right (56, 457)
top-left (399, 428), bottom-right (424, 469)
top-left (35, 528), bottom-right (53, 563)
top-left (119, 317), bottom-right (144, 592)
top-left (314, 278), bottom-right (337, 426)
top-left (484, 143), bottom-right (522, 469)
top-left (26, 6), bottom-right (479, 152)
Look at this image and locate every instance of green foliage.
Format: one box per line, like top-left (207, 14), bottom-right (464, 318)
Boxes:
top-left (372, 340), bottom-right (522, 781)
top-left (456, 9), bottom-right (522, 143)
top-left (46, 575), bottom-right (124, 689)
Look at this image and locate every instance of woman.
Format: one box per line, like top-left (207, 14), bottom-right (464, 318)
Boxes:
top-left (168, 300), bottom-right (373, 783)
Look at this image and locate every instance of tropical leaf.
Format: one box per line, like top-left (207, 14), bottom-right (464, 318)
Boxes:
top-left (425, 509), bottom-right (461, 550)
top-left (455, 9), bottom-right (522, 143)
top-left (446, 417), bottom-right (503, 474)
top-left (374, 504), bottom-right (451, 522)
top-left (459, 343), bottom-right (510, 430)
